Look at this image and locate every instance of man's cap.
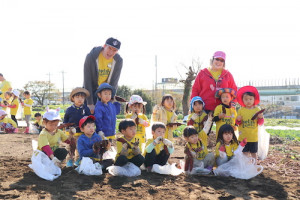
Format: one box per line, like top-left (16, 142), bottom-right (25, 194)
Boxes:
top-left (105, 37), bottom-right (121, 50)
top-left (79, 115), bottom-right (96, 128)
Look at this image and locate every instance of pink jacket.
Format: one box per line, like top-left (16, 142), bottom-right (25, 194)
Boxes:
top-left (191, 68), bottom-right (237, 111)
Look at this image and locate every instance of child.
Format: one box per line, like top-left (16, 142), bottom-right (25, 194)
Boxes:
top-left (144, 122), bottom-right (174, 171)
top-left (0, 110), bottom-right (17, 133)
top-left (236, 86), bottom-right (264, 162)
top-left (213, 88), bottom-right (237, 139)
top-left (115, 119), bottom-right (145, 167)
top-left (183, 125), bottom-right (214, 173)
top-left (94, 83), bottom-right (121, 139)
top-left (77, 115), bottom-right (113, 171)
top-left (33, 112), bottom-right (43, 133)
top-left (125, 95), bottom-right (150, 145)
top-left (152, 94), bottom-right (177, 141)
top-left (22, 91), bottom-right (34, 134)
top-left (37, 108), bottom-right (72, 166)
top-left (187, 96), bottom-right (209, 140)
top-left (63, 87), bottom-right (91, 167)
top-left (7, 89), bottom-right (20, 128)
top-left (0, 91), bottom-right (12, 112)
top-left (215, 124), bottom-right (245, 166)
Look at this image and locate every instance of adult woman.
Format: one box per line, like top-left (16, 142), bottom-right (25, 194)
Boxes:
top-left (190, 51), bottom-right (237, 113)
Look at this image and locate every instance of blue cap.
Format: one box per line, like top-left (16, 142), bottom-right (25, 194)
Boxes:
top-left (190, 96), bottom-right (205, 112)
top-left (95, 83), bottom-right (116, 100)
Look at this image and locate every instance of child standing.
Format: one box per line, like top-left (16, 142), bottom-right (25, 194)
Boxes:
top-left (187, 96), bottom-right (210, 141)
top-left (33, 113), bottom-right (43, 133)
top-left (236, 86), bottom-right (264, 162)
top-left (38, 108), bottom-right (72, 166)
top-left (0, 91), bottom-right (12, 112)
top-left (0, 110), bottom-right (17, 133)
top-left (94, 83), bottom-right (121, 140)
top-left (213, 88), bottom-right (237, 139)
top-left (77, 115), bottom-right (113, 171)
top-left (115, 119), bottom-right (145, 167)
top-left (183, 125), bottom-right (214, 173)
top-left (152, 94), bottom-right (177, 141)
top-left (8, 89), bottom-right (20, 128)
top-left (215, 124), bottom-right (243, 166)
top-left (144, 122), bottom-right (174, 171)
top-left (63, 87), bottom-right (91, 167)
top-left (22, 91), bottom-right (34, 134)
top-left (125, 95), bottom-right (150, 145)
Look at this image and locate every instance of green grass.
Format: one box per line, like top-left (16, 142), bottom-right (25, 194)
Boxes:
top-left (264, 118), bottom-right (300, 128)
top-left (266, 129), bottom-right (300, 141)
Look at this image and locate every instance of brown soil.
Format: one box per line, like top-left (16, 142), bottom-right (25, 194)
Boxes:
top-left (0, 132), bottom-right (299, 200)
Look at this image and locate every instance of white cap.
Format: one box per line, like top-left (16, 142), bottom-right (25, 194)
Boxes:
top-left (128, 95), bottom-right (147, 106)
top-left (12, 89), bottom-right (20, 97)
top-left (43, 107), bottom-right (61, 121)
top-left (0, 110), bottom-right (7, 117)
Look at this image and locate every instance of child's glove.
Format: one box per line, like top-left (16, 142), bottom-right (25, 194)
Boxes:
top-left (132, 146), bottom-right (141, 156)
top-left (219, 113), bottom-right (226, 119)
top-left (191, 113), bottom-right (199, 121)
top-left (203, 113), bottom-right (213, 134)
top-left (98, 131), bottom-right (106, 140)
top-left (163, 138), bottom-right (173, 147)
top-left (153, 136), bottom-right (163, 145)
top-left (69, 127), bottom-right (76, 136)
top-left (190, 151), bottom-right (197, 158)
top-left (120, 143), bottom-right (128, 157)
top-left (240, 138), bottom-right (247, 147)
top-left (52, 157), bottom-right (61, 166)
top-left (219, 145), bottom-right (226, 152)
top-left (138, 117), bottom-right (149, 127)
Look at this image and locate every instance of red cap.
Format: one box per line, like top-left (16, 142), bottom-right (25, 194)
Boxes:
top-left (79, 115), bottom-right (95, 128)
top-left (237, 86), bottom-right (260, 107)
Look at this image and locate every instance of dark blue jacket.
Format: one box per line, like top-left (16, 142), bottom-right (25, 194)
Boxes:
top-left (63, 104), bottom-right (91, 132)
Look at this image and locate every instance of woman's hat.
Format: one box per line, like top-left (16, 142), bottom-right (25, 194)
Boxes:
top-left (79, 115), bottom-right (96, 128)
top-left (215, 88), bottom-right (236, 99)
top-left (237, 86), bottom-right (260, 107)
top-left (95, 83), bottom-right (116, 100)
top-left (12, 89), bottom-right (20, 97)
top-left (190, 96), bottom-right (205, 111)
top-left (69, 87), bottom-right (90, 101)
top-left (213, 51), bottom-right (226, 61)
top-left (43, 107), bottom-right (61, 121)
top-left (128, 95), bottom-right (147, 106)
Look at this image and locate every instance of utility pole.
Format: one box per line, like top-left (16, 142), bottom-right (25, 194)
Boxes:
top-left (61, 71), bottom-right (65, 105)
top-left (46, 72), bottom-right (51, 105)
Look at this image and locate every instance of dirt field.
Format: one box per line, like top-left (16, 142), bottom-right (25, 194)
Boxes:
top-left (0, 132), bottom-right (299, 200)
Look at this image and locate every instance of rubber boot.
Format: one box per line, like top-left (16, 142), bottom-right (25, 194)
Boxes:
top-left (24, 127), bottom-right (30, 134)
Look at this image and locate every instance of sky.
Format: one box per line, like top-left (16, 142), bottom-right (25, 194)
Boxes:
top-left (1, 0), bottom-right (300, 92)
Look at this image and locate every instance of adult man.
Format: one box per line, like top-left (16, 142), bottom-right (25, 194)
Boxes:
top-left (0, 73), bottom-right (12, 101)
top-left (83, 37), bottom-right (123, 113)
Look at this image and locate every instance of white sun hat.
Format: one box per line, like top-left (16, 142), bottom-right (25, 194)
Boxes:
top-left (12, 89), bottom-right (20, 97)
top-left (128, 95), bottom-right (147, 106)
top-left (43, 107), bottom-right (61, 121)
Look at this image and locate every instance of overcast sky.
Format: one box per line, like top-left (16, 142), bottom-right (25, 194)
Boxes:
top-left (1, 0), bottom-right (299, 92)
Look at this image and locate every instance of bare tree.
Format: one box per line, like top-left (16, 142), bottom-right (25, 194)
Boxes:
top-left (24, 81), bottom-right (56, 106)
top-left (179, 58), bottom-right (202, 115)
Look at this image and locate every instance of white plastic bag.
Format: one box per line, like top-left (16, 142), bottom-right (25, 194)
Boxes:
top-left (32, 139), bottom-right (38, 151)
top-left (213, 148), bottom-right (263, 179)
top-left (29, 150), bottom-right (61, 181)
top-left (102, 146), bottom-right (117, 160)
top-left (75, 157), bottom-right (103, 176)
top-left (107, 162), bottom-right (141, 177)
top-left (152, 163), bottom-right (183, 176)
top-left (257, 125), bottom-right (270, 160)
top-left (30, 124), bottom-right (40, 134)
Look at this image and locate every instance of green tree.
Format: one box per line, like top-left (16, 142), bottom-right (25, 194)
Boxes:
top-left (24, 81), bottom-right (56, 106)
top-left (132, 89), bottom-right (155, 115)
top-left (116, 85), bottom-right (132, 114)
